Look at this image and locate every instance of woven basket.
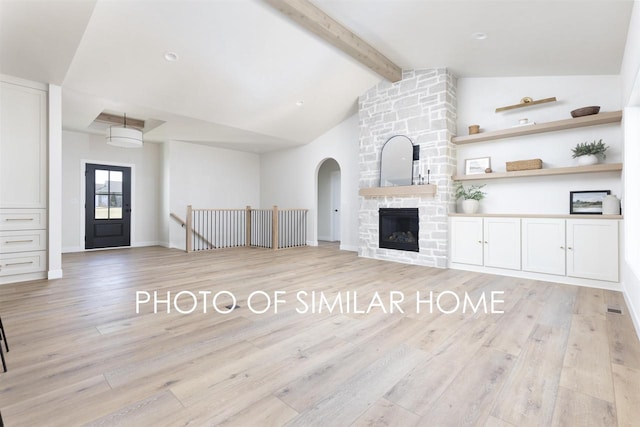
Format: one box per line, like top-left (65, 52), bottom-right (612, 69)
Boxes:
top-left (506, 158), bottom-right (542, 172)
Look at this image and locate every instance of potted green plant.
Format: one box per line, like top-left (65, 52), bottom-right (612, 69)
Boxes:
top-left (455, 183), bottom-right (486, 214)
top-left (571, 139), bottom-right (609, 166)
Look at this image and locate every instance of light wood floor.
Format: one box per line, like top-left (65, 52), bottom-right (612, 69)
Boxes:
top-left (0, 246), bottom-right (639, 426)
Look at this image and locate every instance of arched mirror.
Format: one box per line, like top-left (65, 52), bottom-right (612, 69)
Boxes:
top-left (380, 135), bottom-right (414, 186)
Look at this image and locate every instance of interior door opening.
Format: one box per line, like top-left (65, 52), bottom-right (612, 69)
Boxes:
top-left (317, 158), bottom-right (341, 244)
top-left (85, 163), bottom-right (131, 249)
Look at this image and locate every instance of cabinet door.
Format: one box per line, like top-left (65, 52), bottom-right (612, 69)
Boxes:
top-left (0, 81), bottom-right (47, 208)
top-left (450, 217), bottom-right (483, 266)
top-left (522, 218), bottom-right (566, 275)
top-left (567, 219), bottom-right (619, 282)
top-left (483, 218), bottom-right (521, 270)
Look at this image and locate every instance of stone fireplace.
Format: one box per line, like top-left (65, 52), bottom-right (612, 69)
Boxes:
top-left (358, 68), bottom-right (457, 268)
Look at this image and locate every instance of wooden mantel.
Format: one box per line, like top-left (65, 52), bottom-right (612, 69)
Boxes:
top-left (359, 184), bottom-right (437, 197)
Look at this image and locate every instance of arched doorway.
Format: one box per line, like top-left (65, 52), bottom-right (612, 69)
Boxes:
top-left (317, 158), bottom-right (341, 244)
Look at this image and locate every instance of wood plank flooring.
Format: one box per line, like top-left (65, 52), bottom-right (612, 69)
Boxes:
top-left (0, 245), bottom-right (638, 426)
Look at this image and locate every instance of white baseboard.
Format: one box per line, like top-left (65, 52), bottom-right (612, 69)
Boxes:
top-left (307, 240), bottom-right (318, 247)
top-left (62, 246), bottom-right (82, 253)
top-left (63, 241), bottom-right (167, 254)
top-left (449, 262), bottom-right (622, 292)
top-left (623, 289), bottom-right (640, 341)
top-left (340, 244), bottom-right (358, 252)
top-left (0, 272), bottom-right (46, 285)
top-left (48, 269), bottom-right (63, 279)
top-left (132, 241), bottom-right (164, 248)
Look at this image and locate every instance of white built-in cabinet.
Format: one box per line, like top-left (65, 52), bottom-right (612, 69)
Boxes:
top-left (450, 216), bottom-right (620, 285)
top-left (450, 217), bottom-right (521, 270)
top-left (450, 217), bottom-right (483, 266)
top-left (483, 218), bottom-right (521, 270)
top-left (566, 219), bottom-right (619, 282)
top-left (522, 218), bottom-right (566, 275)
top-left (0, 78), bottom-right (48, 284)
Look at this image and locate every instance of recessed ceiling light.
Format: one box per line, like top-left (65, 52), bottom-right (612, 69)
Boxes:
top-left (296, 100), bottom-right (304, 106)
top-left (164, 51), bottom-right (179, 62)
top-left (471, 32), bottom-right (487, 40)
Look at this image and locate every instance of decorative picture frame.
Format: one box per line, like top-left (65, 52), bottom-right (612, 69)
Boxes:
top-left (465, 157), bottom-right (491, 175)
top-left (569, 190), bottom-right (611, 215)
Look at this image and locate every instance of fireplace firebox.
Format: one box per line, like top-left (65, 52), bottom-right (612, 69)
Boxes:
top-left (379, 208), bottom-right (419, 252)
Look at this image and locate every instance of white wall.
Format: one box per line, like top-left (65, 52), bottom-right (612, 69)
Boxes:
top-left (168, 141), bottom-right (260, 249)
top-left (456, 75), bottom-right (622, 214)
top-left (621, 1), bottom-right (640, 107)
top-left (260, 114), bottom-right (360, 251)
top-left (621, 1), bottom-right (640, 339)
top-left (62, 130), bottom-right (163, 252)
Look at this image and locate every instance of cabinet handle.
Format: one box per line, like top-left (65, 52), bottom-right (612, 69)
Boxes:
top-left (5, 239), bottom-right (34, 244)
top-left (484, 241), bottom-right (488, 244)
top-left (5, 218), bottom-right (34, 221)
top-left (560, 246), bottom-right (564, 249)
top-left (477, 240), bottom-right (482, 244)
top-left (567, 246), bottom-right (573, 250)
top-left (4, 261), bottom-right (34, 266)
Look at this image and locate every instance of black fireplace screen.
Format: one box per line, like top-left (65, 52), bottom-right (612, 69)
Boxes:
top-left (379, 208), bottom-right (419, 252)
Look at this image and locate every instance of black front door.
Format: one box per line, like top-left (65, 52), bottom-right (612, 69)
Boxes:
top-left (85, 163), bottom-right (131, 249)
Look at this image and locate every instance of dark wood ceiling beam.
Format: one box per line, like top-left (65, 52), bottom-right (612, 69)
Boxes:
top-left (263, 0), bottom-right (402, 82)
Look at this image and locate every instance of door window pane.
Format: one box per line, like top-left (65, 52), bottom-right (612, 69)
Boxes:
top-left (95, 170), bottom-right (109, 195)
top-left (110, 194), bottom-right (123, 219)
top-left (95, 195), bottom-right (109, 219)
top-left (109, 171), bottom-right (123, 193)
top-left (109, 171), bottom-right (123, 219)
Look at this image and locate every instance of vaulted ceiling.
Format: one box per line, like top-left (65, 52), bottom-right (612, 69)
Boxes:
top-left (0, 0), bottom-right (634, 152)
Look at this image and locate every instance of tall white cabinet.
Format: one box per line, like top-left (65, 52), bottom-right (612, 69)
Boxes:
top-left (0, 78), bottom-right (48, 284)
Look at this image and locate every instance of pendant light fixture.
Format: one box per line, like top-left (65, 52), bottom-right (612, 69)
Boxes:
top-left (106, 113), bottom-right (143, 148)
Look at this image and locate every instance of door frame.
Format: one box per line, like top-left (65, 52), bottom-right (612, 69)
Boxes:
top-left (80, 160), bottom-right (136, 251)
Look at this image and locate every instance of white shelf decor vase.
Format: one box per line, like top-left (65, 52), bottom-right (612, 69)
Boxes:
top-left (462, 199), bottom-right (480, 214)
top-left (602, 195), bottom-right (621, 215)
top-left (577, 154), bottom-right (599, 166)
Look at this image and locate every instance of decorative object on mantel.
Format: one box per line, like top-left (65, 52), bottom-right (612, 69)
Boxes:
top-left (495, 96), bottom-right (557, 113)
top-left (468, 124), bottom-right (480, 135)
top-left (602, 194), bottom-right (621, 215)
top-left (506, 158), bottom-right (542, 172)
top-left (570, 190), bottom-right (610, 215)
top-left (484, 167), bottom-right (493, 173)
top-left (465, 157), bottom-right (491, 175)
top-left (571, 139), bottom-right (608, 166)
top-left (570, 105), bottom-right (600, 118)
top-left (379, 135), bottom-right (414, 187)
top-left (455, 183), bottom-right (486, 214)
